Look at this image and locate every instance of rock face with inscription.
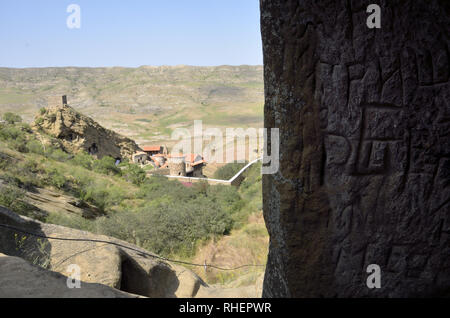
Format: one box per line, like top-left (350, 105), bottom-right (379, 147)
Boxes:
top-left (260, 0), bottom-right (449, 297)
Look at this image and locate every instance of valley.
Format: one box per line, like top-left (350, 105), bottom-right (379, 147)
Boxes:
top-left (0, 65), bottom-right (264, 146)
top-left (0, 65), bottom-right (267, 293)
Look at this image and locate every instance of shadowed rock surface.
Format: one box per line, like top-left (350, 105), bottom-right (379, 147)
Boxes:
top-left (23, 187), bottom-right (104, 219)
top-left (0, 253), bottom-right (137, 298)
top-left (261, 0), bottom-right (449, 297)
top-left (0, 206), bottom-right (206, 297)
top-left (0, 207), bottom-right (262, 298)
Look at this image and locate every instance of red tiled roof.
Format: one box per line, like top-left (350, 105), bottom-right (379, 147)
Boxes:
top-left (142, 146), bottom-right (161, 152)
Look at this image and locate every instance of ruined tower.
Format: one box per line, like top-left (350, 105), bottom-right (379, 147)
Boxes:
top-left (168, 156), bottom-right (186, 176)
top-left (47, 95), bottom-right (67, 108)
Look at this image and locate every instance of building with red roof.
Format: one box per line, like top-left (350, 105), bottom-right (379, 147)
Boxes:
top-left (142, 145), bottom-right (163, 156)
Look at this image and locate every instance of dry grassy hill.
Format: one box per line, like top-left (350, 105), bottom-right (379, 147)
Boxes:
top-left (0, 65), bottom-right (264, 146)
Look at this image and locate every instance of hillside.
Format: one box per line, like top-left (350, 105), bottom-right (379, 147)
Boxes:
top-left (0, 112), bottom-right (267, 287)
top-left (0, 65), bottom-right (264, 145)
top-left (0, 65), bottom-right (267, 290)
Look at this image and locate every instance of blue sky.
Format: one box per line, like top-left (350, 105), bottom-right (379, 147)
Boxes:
top-left (0, 0), bottom-right (262, 68)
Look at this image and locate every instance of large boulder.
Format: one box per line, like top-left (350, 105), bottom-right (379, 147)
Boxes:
top-left (23, 186), bottom-right (104, 220)
top-left (32, 101), bottom-right (141, 161)
top-left (0, 206), bottom-right (205, 297)
top-left (261, 0), bottom-right (449, 297)
top-left (0, 206), bottom-right (262, 298)
top-left (0, 253), bottom-right (135, 298)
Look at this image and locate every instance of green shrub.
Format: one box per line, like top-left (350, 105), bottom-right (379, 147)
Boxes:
top-left (80, 186), bottom-right (109, 211)
top-left (8, 138), bottom-right (28, 153)
top-left (26, 140), bottom-right (45, 155)
top-left (0, 128), bottom-right (263, 263)
top-left (92, 156), bottom-right (121, 176)
top-left (66, 174), bottom-right (128, 212)
top-left (213, 162), bottom-right (248, 180)
top-left (0, 125), bottom-right (31, 153)
top-left (22, 159), bottom-right (41, 174)
top-left (232, 162), bottom-right (263, 226)
top-left (0, 185), bottom-right (34, 217)
top-left (143, 165), bottom-right (154, 171)
top-left (96, 197), bottom-right (233, 257)
top-left (1, 159), bottom-right (43, 189)
top-left (2, 112), bottom-right (22, 125)
top-left (48, 148), bottom-right (71, 162)
top-left (103, 184), bottom-right (129, 208)
top-left (136, 176), bottom-right (195, 202)
top-left (71, 152), bottom-right (93, 170)
top-left (0, 125), bottom-right (25, 140)
top-left (121, 163), bottom-right (146, 185)
top-left (44, 167), bottom-right (67, 189)
top-left (45, 212), bottom-right (93, 232)
top-left (240, 162), bottom-right (261, 190)
top-left (90, 175), bottom-right (251, 257)
top-left (20, 123), bottom-right (33, 133)
top-left (207, 185), bottom-right (244, 215)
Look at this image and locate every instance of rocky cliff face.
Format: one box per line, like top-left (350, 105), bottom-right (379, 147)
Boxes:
top-left (261, 0), bottom-right (449, 297)
top-left (32, 103), bottom-right (141, 161)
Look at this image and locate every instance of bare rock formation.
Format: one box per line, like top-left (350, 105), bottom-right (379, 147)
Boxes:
top-left (260, 0), bottom-right (449, 297)
top-left (32, 96), bottom-right (141, 161)
top-left (23, 187), bottom-right (104, 220)
top-left (0, 253), bottom-right (136, 298)
top-left (0, 207), bottom-right (261, 298)
top-left (0, 206), bottom-right (206, 297)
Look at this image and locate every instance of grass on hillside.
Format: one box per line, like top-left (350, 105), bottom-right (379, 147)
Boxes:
top-left (0, 114), bottom-right (267, 284)
top-left (185, 161), bottom-right (267, 286)
top-left (191, 212), bottom-right (268, 286)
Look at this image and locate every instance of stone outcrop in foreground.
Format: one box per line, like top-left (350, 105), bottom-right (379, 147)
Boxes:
top-left (0, 253), bottom-right (135, 298)
top-left (261, 0), bottom-right (449, 297)
top-left (0, 207), bottom-right (261, 298)
top-left (32, 99), bottom-right (141, 161)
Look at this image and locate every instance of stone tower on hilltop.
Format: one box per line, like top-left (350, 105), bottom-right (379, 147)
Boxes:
top-left (33, 95), bottom-right (142, 161)
top-left (47, 95), bottom-right (67, 108)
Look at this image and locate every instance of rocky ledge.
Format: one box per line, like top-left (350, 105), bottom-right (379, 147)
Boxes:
top-left (0, 206), bottom-right (262, 298)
